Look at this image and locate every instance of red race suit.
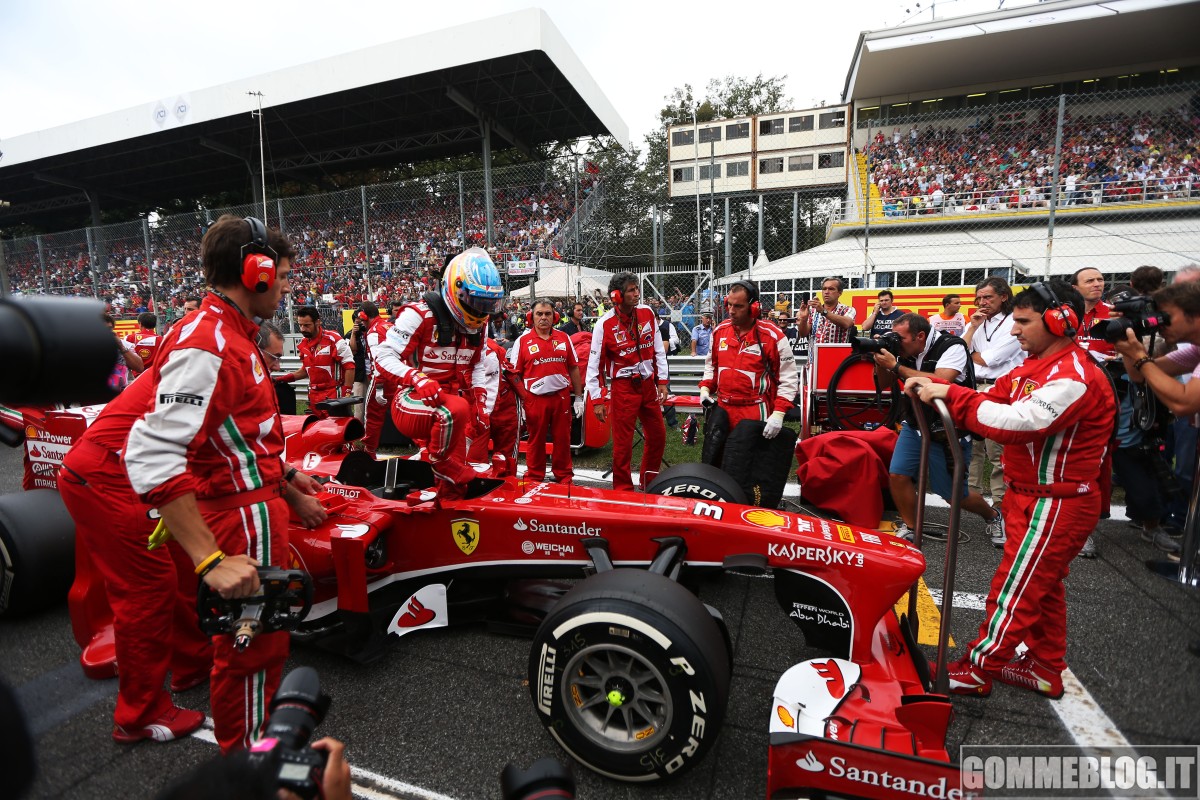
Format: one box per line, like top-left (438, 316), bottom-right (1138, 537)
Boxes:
top-left (511, 328), bottom-right (579, 482)
top-left (125, 293), bottom-right (290, 754)
top-left (125, 328), bottom-right (162, 371)
top-left (372, 301), bottom-right (497, 493)
top-left (298, 329), bottom-right (354, 405)
top-left (1076, 302), bottom-right (1115, 358)
top-left (467, 339), bottom-right (519, 474)
top-left (942, 344), bottom-right (1116, 674)
top-left (57, 371), bottom-right (212, 737)
top-left (361, 315), bottom-right (394, 455)
top-left (585, 305), bottom-right (668, 491)
top-left (700, 318), bottom-right (799, 430)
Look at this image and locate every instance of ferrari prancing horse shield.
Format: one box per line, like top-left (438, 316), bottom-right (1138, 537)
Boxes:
top-left (452, 518), bottom-right (480, 555)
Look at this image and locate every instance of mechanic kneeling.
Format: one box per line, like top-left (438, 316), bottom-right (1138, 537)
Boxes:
top-left (872, 313), bottom-right (1004, 544)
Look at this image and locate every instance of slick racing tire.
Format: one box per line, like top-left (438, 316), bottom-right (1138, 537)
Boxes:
top-left (527, 569), bottom-right (731, 782)
top-left (0, 490), bottom-right (75, 616)
top-left (645, 463), bottom-right (747, 506)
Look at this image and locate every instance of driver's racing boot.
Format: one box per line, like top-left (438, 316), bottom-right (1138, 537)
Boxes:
top-left (934, 657), bottom-right (993, 697)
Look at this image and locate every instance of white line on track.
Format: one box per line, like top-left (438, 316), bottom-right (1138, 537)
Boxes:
top-left (191, 719), bottom-right (461, 800)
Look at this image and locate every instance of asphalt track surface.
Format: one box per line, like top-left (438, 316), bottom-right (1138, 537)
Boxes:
top-left (2, 444), bottom-right (1198, 800)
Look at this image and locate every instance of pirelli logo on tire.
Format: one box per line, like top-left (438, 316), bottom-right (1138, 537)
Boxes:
top-left (536, 643), bottom-right (557, 715)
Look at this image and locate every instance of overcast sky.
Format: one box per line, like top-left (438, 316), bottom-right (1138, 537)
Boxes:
top-left (0, 0), bottom-right (1040, 151)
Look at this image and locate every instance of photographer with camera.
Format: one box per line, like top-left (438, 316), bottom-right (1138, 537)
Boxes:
top-left (869, 314), bottom-right (1004, 544)
top-left (910, 281), bottom-right (1118, 698)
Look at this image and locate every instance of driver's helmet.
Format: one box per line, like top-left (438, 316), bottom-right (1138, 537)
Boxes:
top-left (441, 248), bottom-right (505, 332)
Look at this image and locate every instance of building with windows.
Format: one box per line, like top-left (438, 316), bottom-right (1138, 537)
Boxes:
top-left (667, 105), bottom-right (851, 197)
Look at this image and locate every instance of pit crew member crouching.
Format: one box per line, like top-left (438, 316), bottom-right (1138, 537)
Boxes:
top-left (370, 248), bottom-right (503, 499)
top-left (586, 272), bottom-right (670, 492)
top-left (909, 281), bottom-right (1117, 700)
top-left (698, 279), bottom-right (798, 438)
top-left (125, 216), bottom-right (328, 753)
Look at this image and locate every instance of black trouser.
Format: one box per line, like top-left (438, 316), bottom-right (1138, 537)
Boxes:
top-left (1113, 445), bottom-right (1167, 525)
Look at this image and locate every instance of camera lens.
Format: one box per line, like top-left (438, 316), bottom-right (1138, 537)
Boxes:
top-left (500, 757), bottom-right (575, 800)
top-left (262, 667), bottom-right (328, 750)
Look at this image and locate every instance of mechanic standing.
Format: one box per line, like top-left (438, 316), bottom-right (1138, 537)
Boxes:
top-left (359, 301), bottom-right (394, 455)
top-left (586, 272), bottom-right (669, 491)
top-left (467, 326), bottom-right (521, 476)
top-left (125, 216), bottom-right (328, 753)
top-left (698, 279), bottom-right (798, 436)
top-left (125, 312), bottom-right (162, 372)
top-left (371, 248), bottom-right (504, 499)
top-left (909, 281), bottom-right (1116, 699)
top-left (277, 305), bottom-right (355, 406)
top-left (511, 299), bottom-right (585, 483)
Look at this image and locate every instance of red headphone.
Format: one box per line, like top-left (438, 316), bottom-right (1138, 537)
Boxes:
top-left (239, 217), bottom-right (279, 294)
top-left (726, 280), bottom-right (762, 319)
top-left (1030, 282), bottom-right (1078, 338)
top-left (610, 288), bottom-right (624, 306)
top-left (526, 307), bottom-right (561, 328)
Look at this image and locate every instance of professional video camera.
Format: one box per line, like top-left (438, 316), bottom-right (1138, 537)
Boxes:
top-left (1090, 292), bottom-right (1169, 343)
top-left (0, 296), bottom-right (118, 408)
top-left (500, 757), bottom-right (576, 800)
top-left (247, 666), bottom-right (332, 800)
top-left (850, 330), bottom-right (903, 356)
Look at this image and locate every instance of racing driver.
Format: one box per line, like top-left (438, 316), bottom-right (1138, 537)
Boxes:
top-left (907, 280), bottom-right (1116, 699)
top-left (371, 248), bottom-right (504, 498)
top-left (125, 216), bottom-right (327, 753)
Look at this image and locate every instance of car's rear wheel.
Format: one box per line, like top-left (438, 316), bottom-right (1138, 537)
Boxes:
top-left (645, 463), bottom-right (747, 505)
top-left (0, 490), bottom-right (75, 616)
top-left (527, 569), bottom-right (730, 782)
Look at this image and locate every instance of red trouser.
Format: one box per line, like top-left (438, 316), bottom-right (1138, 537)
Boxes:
top-left (720, 402), bottom-right (769, 432)
top-left (968, 490), bottom-right (1099, 673)
top-left (524, 390), bottom-right (574, 482)
top-left (362, 375), bottom-right (394, 455)
top-left (204, 494), bottom-right (291, 753)
top-left (608, 378), bottom-right (666, 492)
top-left (307, 383), bottom-right (343, 407)
top-left (467, 394), bottom-right (519, 476)
top-left (391, 387), bottom-right (476, 489)
top-left (58, 440), bottom-right (211, 733)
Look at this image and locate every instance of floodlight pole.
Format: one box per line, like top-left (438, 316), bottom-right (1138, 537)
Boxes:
top-left (248, 91), bottom-right (267, 223)
top-left (1044, 93), bottom-right (1067, 279)
top-left (694, 110), bottom-right (702, 270)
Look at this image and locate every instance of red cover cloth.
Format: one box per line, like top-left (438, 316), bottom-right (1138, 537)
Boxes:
top-left (795, 427), bottom-right (897, 527)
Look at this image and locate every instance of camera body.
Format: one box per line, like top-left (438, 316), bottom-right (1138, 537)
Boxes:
top-left (850, 330), bottom-right (903, 356)
top-left (247, 666), bottom-right (331, 800)
top-left (1090, 293), bottom-right (1169, 343)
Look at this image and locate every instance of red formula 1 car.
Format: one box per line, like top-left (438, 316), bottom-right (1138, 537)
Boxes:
top-left (0, 399), bottom-right (969, 798)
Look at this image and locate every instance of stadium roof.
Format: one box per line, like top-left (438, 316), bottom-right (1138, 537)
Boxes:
top-left (843, 0), bottom-right (1200, 102)
top-left (0, 8), bottom-right (628, 232)
top-left (718, 216), bottom-right (1200, 283)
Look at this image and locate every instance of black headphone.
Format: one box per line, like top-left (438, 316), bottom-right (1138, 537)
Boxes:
top-left (726, 280), bottom-right (761, 319)
top-left (240, 217), bottom-right (280, 293)
top-left (1029, 282), bottom-right (1079, 338)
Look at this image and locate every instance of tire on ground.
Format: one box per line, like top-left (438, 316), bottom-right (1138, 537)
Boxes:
top-left (645, 462), bottom-right (747, 505)
top-left (527, 569), bottom-right (731, 782)
top-left (0, 489), bottom-right (75, 616)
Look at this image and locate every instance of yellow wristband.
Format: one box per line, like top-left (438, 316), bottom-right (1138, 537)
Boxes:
top-left (194, 550), bottom-right (226, 576)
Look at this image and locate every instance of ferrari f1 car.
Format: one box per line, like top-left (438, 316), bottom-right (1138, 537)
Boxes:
top-left (0, 399), bottom-right (970, 799)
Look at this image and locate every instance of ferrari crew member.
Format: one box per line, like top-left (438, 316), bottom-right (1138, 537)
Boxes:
top-left (586, 272), bottom-right (669, 492)
top-left (371, 248), bottom-right (504, 498)
top-left (910, 281), bottom-right (1116, 700)
top-left (58, 367), bottom-right (212, 745)
top-left (125, 312), bottom-right (162, 371)
top-left (278, 306), bottom-right (355, 406)
top-left (795, 277), bottom-right (857, 344)
top-left (105, 313), bottom-right (144, 392)
top-left (511, 300), bottom-right (584, 483)
top-left (467, 330), bottom-right (520, 475)
top-left (698, 280), bottom-right (798, 437)
top-left (1072, 267), bottom-right (1115, 358)
top-left (871, 313), bottom-right (1003, 544)
top-left (125, 216), bottom-right (327, 753)
top-left (359, 302), bottom-right (394, 455)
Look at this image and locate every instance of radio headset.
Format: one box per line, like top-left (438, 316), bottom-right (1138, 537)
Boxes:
top-left (239, 217), bottom-right (279, 294)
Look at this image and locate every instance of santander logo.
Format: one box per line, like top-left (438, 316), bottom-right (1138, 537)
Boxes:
top-left (394, 595), bottom-right (435, 628)
top-left (795, 751), bottom-right (825, 772)
top-left (812, 659), bottom-right (846, 697)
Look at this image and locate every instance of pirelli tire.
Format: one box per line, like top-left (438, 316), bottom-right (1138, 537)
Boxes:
top-left (645, 463), bottom-right (747, 505)
top-left (527, 569), bottom-right (731, 782)
top-left (0, 489), bottom-right (75, 616)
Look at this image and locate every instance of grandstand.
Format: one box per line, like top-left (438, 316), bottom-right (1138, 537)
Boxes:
top-left (720, 0), bottom-right (1200, 300)
top-left (0, 10), bottom-right (623, 318)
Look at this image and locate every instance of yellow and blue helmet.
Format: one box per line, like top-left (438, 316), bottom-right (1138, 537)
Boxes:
top-left (442, 248), bottom-right (505, 332)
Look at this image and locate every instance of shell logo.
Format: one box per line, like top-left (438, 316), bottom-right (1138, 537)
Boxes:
top-left (25, 426), bottom-right (38, 439)
top-left (742, 509), bottom-right (789, 530)
top-left (776, 705), bottom-right (795, 728)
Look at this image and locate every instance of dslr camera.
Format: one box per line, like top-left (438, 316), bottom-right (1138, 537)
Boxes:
top-left (1090, 292), bottom-right (1169, 343)
top-left (850, 330), bottom-right (903, 356)
top-left (247, 666), bottom-right (332, 800)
